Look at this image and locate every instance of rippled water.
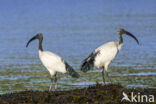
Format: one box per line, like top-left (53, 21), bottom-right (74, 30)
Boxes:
top-left (0, 0), bottom-right (156, 94)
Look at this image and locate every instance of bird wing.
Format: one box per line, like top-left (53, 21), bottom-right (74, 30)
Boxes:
top-left (94, 42), bottom-right (119, 68)
top-left (39, 51), bottom-right (66, 74)
top-left (64, 61), bottom-right (80, 78)
top-left (81, 50), bottom-right (100, 72)
top-left (39, 51), bottom-right (79, 78)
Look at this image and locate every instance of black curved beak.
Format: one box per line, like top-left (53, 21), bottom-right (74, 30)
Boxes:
top-left (125, 31), bottom-right (139, 45)
top-left (26, 36), bottom-right (37, 47)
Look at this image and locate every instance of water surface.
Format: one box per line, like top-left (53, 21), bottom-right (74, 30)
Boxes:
top-left (0, 0), bottom-right (156, 94)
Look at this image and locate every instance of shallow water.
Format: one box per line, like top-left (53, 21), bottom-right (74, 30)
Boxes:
top-left (0, 0), bottom-right (156, 94)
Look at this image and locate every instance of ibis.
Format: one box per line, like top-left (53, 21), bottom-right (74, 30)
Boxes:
top-left (26, 33), bottom-right (79, 91)
top-left (81, 28), bottom-right (139, 84)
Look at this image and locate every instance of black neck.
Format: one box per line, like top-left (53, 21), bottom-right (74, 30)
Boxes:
top-left (39, 38), bottom-right (43, 51)
top-left (119, 34), bottom-right (123, 44)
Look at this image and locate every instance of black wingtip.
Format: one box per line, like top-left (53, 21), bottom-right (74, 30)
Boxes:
top-left (80, 51), bottom-right (99, 73)
top-left (65, 61), bottom-right (80, 78)
top-left (81, 65), bottom-right (89, 73)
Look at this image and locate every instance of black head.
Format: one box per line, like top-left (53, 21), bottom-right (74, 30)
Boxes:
top-left (26, 33), bottom-right (43, 48)
top-left (118, 28), bottom-right (139, 44)
top-left (36, 33), bottom-right (43, 39)
top-left (118, 28), bottom-right (126, 35)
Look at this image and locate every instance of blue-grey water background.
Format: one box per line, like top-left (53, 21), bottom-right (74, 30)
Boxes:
top-left (0, 0), bottom-right (156, 94)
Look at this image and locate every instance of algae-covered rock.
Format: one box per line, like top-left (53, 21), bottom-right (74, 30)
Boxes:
top-left (0, 84), bottom-right (155, 104)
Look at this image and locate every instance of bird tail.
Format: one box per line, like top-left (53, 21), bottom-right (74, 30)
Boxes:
top-left (81, 60), bottom-right (92, 72)
top-left (81, 51), bottom-right (99, 72)
top-left (65, 62), bottom-right (80, 78)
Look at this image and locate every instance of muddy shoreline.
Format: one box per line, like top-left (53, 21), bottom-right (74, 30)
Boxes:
top-left (0, 84), bottom-right (155, 104)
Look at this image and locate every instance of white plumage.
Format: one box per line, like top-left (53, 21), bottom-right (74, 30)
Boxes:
top-left (39, 50), bottom-right (66, 76)
top-left (26, 33), bottom-right (79, 91)
top-left (94, 41), bottom-right (122, 69)
top-left (81, 28), bottom-right (139, 84)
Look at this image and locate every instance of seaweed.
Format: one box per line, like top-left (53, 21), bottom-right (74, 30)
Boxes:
top-left (0, 84), bottom-right (155, 104)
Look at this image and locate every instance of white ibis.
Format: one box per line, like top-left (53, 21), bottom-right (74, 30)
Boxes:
top-left (26, 33), bottom-right (79, 91)
top-left (81, 28), bottom-right (139, 84)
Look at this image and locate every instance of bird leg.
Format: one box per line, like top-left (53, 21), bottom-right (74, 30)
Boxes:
top-left (54, 73), bottom-right (57, 91)
top-left (49, 77), bottom-right (54, 92)
top-left (106, 71), bottom-right (112, 84)
top-left (102, 66), bottom-right (105, 84)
